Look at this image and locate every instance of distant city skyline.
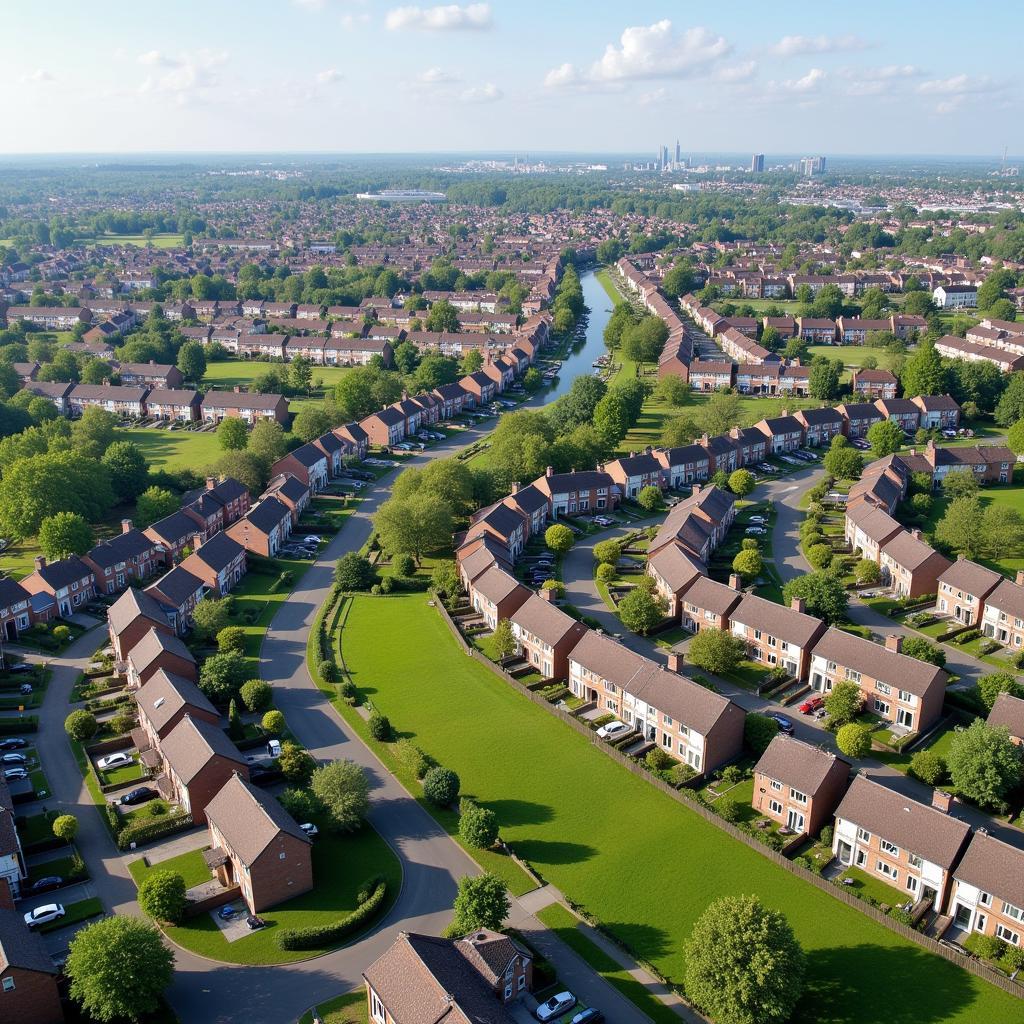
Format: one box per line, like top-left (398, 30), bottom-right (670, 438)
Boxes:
top-left (5, 1), bottom-right (1021, 156)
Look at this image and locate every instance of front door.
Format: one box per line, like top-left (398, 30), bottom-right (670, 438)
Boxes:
top-left (837, 840), bottom-right (853, 866)
top-left (954, 904), bottom-right (972, 929)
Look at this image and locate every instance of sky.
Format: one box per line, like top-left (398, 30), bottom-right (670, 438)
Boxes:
top-left (4, 1), bottom-right (1021, 157)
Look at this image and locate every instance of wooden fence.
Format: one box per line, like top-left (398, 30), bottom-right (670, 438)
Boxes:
top-left (434, 600), bottom-right (1024, 999)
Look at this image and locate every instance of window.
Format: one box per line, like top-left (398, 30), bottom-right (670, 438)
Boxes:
top-left (980, 892), bottom-right (993, 908)
top-left (857, 827), bottom-right (871, 843)
top-left (846, 669), bottom-right (863, 684)
top-left (875, 681), bottom-right (891, 695)
top-left (877, 860), bottom-right (898, 881)
top-left (370, 992), bottom-right (386, 1024)
top-left (662, 733), bottom-right (672, 749)
top-left (880, 839), bottom-right (899, 856)
top-left (790, 788), bottom-right (807, 804)
top-left (2, 977), bottom-right (13, 992)
top-left (906, 876), bottom-right (919, 893)
top-left (908, 853), bottom-right (922, 869)
top-left (996, 924), bottom-right (1021, 946)
top-left (1005, 902), bottom-right (1023, 922)
top-left (770, 779), bottom-right (782, 792)
top-left (874, 698), bottom-right (890, 717)
top-left (769, 799), bottom-right (783, 815)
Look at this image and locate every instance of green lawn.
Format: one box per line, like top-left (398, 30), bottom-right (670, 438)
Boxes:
top-left (339, 594), bottom-right (1020, 1024)
top-left (79, 232), bottom-right (185, 249)
top-left (98, 760), bottom-right (146, 787)
top-left (230, 556), bottom-right (313, 667)
top-left (537, 902), bottom-right (681, 1024)
top-left (128, 826), bottom-right (401, 965)
top-left (117, 427), bottom-right (224, 471)
top-left (0, 536), bottom-right (45, 581)
top-left (202, 360), bottom-right (351, 390)
top-left (27, 854), bottom-right (85, 885)
top-left (806, 345), bottom-right (891, 369)
top-left (16, 810), bottom-right (60, 848)
top-left (298, 990), bottom-right (367, 1024)
top-left (129, 847), bottom-right (214, 889)
top-left (838, 867), bottom-right (909, 908)
top-left (38, 897), bottom-right (104, 933)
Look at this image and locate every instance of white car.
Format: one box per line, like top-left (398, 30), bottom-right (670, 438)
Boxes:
top-left (747, 516), bottom-right (767, 525)
top-left (24, 903), bottom-right (65, 929)
top-left (300, 822), bottom-right (319, 838)
top-left (536, 992), bottom-right (577, 1022)
top-left (745, 527), bottom-right (766, 536)
top-left (3, 768), bottom-right (27, 781)
top-left (596, 721), bottom-right (630, 740)
top-left (97, 752), bottom-right (133, 770)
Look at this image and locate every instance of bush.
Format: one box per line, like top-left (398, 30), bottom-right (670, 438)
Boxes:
top-left (820, 824), bottom-right (833, 846)
top-left (721, 764), bottom-right (745, 786)
top-left (262, 709), bottom-right (285, 734)
top-left (423, 766), bottom-right (460, 807)
top-left (116, 812), bottom-right (193, 851)
top-left (670, 762), bottom-right (697, 786)
top-left (216, 626), bottom-right (246, 656)
top-left (391, 553), bottom-right (416, 578)
top-left (395, 739), bottom-right (432, 779)
top-left (596, 562), bottom-right (617, 583)
top-left (339, 679), bottom-right (358, 703)
top-left (109, 710), bottom-right (136, 737)
top-left (277, 878), bottom-right (388, 951)
top-left (379, 576), bottom-right (394, 594)
top-left (137, 870), bottom-right (187, 924)
top-left (239, 679), bottom-right (273, 713)
top-left (645, 747), bottom-right (674, 772)
top-left (541, 579), bottom-right (565, 599)
top-left (593, 539), bottom-right (622, 565)
top-left (53, 814), bottom-right (79, 842)
top-left (65, 709), bottom-right (98, 742)
top-left (806, 543), bottom-right (834, 570)
top-left (964, 933), bottom-right (1006, 962)
top-left (716, 797), bottom-right (740, 823)
top-left (320, 660), bottom-right (340, 683)
top-left (368, 711), bottom-right (392, 741)
top-left (458, 800), bottom-right (500, 849)
top-left (53, 624), bottom-right (71, 643)
top-left (744, 713), bottom-right (779, 755)
top-left (909, 749), bottom-right (946, 786)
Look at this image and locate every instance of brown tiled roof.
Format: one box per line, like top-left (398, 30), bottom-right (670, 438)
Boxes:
top-left (812, 627), bottom-right (946, 697)
top-left (987, 692), bottom-right (1024, 739)
top-left (472, 566), bottom-right (530, 608)
top-left (648, 543), bottom-right (704, 591)
top-left (732, 593), bottom-right (825, 648)
top-left (938, 557), bottom-right (1002, 599)
top-left (834, 775), bottom-right (970, 868)
top-left (681, 575), bottom-right (742, 617)
top-left (107, 587), bottom-right (168, 636)
top-left (754, 734), bottom-right (849, 795)
top-left (954, 831), bottom-right (1024, 910)
top-left (136, 669), bottom-right (217, 734)
top-left (160, 715), bottom-right (245, 784)
top-left (0, 907), bottom-right (57, 975)
top-left (129, 628), bottom-right (195, 675)
top-left (511, 593), bottom-right (586, 646)
top-left (881, 531), bottom-right (951, 575)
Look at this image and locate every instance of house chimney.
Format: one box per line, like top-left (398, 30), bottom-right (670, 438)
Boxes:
top-left (729, 426), bottom-right (740, 439)
top-left (539, 586), bottom-right (555, 603)
top-left (512, 481), bottom-right (521, 494)
top-left (102, 377), bottom-right (110, 386)
top-left (667, 651), bottom-right (684, 672)
top-left (700, 433), bottom-right (710, 445)
top-left (1016, 570), bottom-right (1024, 587)
top-left (34, 556), bottom-right (46, 570)
top-left (911, 529), bottom-right (922, 541)
top-left (545, 466), bottom-right (553, 478)
top-left (729, 573), bottom-right (743, 591)
top-left (885, 634), bottom-right (903, 654)
top-left (206, 476), bottom-right (217, 491)
top-left (790, 596), bottom-right (806, 613)
top-left (233, 385), bottom-right (241, 394)
top-left (121, 518), bottom-right (133, 535)
top-left (782, 408), bottom-right (789, 417)
top-left (149, 358), bottom-right (155, 365)
top-left (931, 789), bottom-right (954, 814)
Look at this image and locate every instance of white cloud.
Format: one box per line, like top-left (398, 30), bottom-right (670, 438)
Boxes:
top-left (315, 68), bottom-right (344, 85)
top-left (460, 82), bottom-right (502, 103)
top-left (784, 67), bottom-right (826, 93)
top-left (385, 3), bottom-right (492, 31)
top-left (292, 0), bottom-right (327, 9)
top-left (771, 34), bottom-right (868, 57)
top-left (545, 21), bottom-right (730, 89)
top-left (918, 74), bottom-right (1003, 113)
top-left (21, 69), bottom-right (54, 83)
top-left (843, 64), bottom-right (922, 96)
top-left (714, 61), bottom-right (756, 84)
top-left (418, 67), bottom-right (460, 85)
top-left (340, 12), bottom-right (370, 29)
top-left (136, 49), bottom-right (229, 105)
top-left (637, 87), bottom-right (668, 106)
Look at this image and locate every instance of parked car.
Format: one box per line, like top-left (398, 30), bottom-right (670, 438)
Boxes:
top-left (3, 768), bottom-right (27, 781)
top-left (217, 904), bottom-right (237, 921)
top-left (96, 752), bottom-right (133, 771)
top-left (768, 712), bottom-right (795, 735)
top-left (747, 516), bottom-right (767, 525)
top-left (120, 786), bottom-right (157, 806)
top-left (798, 695), bottom-right (824, 715)
top-left (745, 527), bottom-right (766, 536)
top-left (0, 738), bottom-right (27, 751)
top-left (24, 903), bottom-right (65, 929)
top-left (28, 876), bottom-right (64, 895)
top-left (596, 721), bottom-right (630, 740)
top-left (536, 992), bottom-right (577, 1022)
top-left (302, 535), bottom-right (323, 545)
top-left (299, 822), bottom-right (319, 838)
top-left (942, 429), bottom-right (958, 439)
top-left (5, 663), bottom-right (33, 675)
top-left (18, 682), bottom-right (33, 695)
top-left (1, 753), bottom-right (27, 765)
top-left (570, 1010), bottom-right (605, 1024)
top-left (246, 915), bottom-right (266, 930)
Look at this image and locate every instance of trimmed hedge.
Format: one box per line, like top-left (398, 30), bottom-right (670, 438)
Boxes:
top-left (277, 877), bottom-right (387, 951)
top-left (0, 716), bottom-right (38, 734)
top-left (116, 812), bottom-right (194, 851)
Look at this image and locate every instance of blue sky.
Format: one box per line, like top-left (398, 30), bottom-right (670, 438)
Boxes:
top-left (5, 1), bottom-right (1020, 155)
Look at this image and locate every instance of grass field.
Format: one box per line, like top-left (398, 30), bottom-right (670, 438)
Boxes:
top-left (202, 360), bottom-right (350, 390)
top-left (806, 345), bottom-right (891, 370)
top-left (339, 594), bottom-right (1022, 1024)
top-left (78, 233), bottom-right (185, 249)
top-left (298, 991), bottom-right (367, 1024)
top-left (117, 426), bottom-right (224, 471)
top-left (128, 826), bottom-right (401, 965)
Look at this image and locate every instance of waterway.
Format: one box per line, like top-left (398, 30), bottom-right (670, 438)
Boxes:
top-left (538, 267), bottom-right (615, 405)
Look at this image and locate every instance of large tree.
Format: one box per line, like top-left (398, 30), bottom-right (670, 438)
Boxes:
top-left (617, 584), bottom-right (666, 635)
top-left (137, 869), bottom-right (187, 924)
top-left (176, 340), bottom-right (206, 383)
top-left (935, 496), bottom-right (984, 559)
top-left (688, 627), bottom-right (746, 675)
top-left (292, 406), bottom-right (332, 444)
top-left (445, 872), bottom-right (510, 937)
top-left (684, 895), bottom-right (805, 1024)
top-left (866, 419), bottom-right (904, 459)
top-left (39, 511), bottom-right (94, 560)
top-left (425, 299), bottom-right (460, 333)
top-left (101, 440), bottom-right (150, 501)
top-left (374, 492), bottom-right (453, 562)
top-left (136, 485), bottom-right (179, 527)
top-left (217, 416), bottom-right (249, 451)
top-left (248, 418), bottom-right (288, 466)
top-left (310, 759), bottom-right (370, 832)
top-left (782, 572), bottom-right (848, 624)
top-left (808, 357), bottom-right (842, 401)
top-left (549, 375), bottom-right (608, 434)
top-left (66, 917), bottom-right (174, 1023)
top-left (71, 406), bottom-right (117, 459)
top-left (698, 392), bottom-right (743, 438)
top-left (947, 720), bottom-right (1024, 812)
top-left (900, 337), bottom-right (947, 398)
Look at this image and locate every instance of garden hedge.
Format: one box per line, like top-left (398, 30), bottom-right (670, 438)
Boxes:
top-left (277, 877), bottom-right (387, 951)
top-left (116, 812), bottom-right (194, 851)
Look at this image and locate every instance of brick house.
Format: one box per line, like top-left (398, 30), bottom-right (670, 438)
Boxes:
top-left (144, 508), bottom-right (207, 566)
top-left (912, 395), bottom-right (961, 430)
top-left (987, 691), bottom-right (1024, 745)
top-left (469, 566), bottom-right (530, 631)
top-left (794, 407), bottom-right (844, 447)
top-left (334, 422), bottom-right (369, 460)
top-left (604, 450), bottom-right (663, 500)
top-left (146, 388), bottom-right (201, 422)
top-left (646, 544), bottom-right (704, 620)
top-left (981, 572), bottom-right (1024, 650)
top-left (0, 578), bottom-right (33, 644)
top-left (364, 930), bottom-right (533, 1021)
top-left (844, 503), bottom-right (904, 563)
top-left (21, 555), bottom-right (96, 618)
top-left (836, 402), bottom-right (884, 439)
top-left (21, 381), bottom-right (73, 416)
top-left (205, 774), bottom-right (313, 913)
top-left (118, 361), bottom-right (184, 388)
top-left (0, 777), bottom-right (26, 900)
top-left (652, 443), bottom-right (710, 489)
top-left (850, 368), bottom-right (898, 400)
top-left (456, 537), bottom-right (512, 592)
top-left (949, 831), bottom-right (1024, 947)
top-left (833, 775), bottom-right (971, 913)
top-left (270, 442), bottom-right (329, 494)
top-left (143, 566), bottom-right (207, 635)
top-left (752, 735), bottom-right (849, 837)
top-left (180, 532), bottom-right (247, 598)
top-left (157, 715), bottom-right (249, 825)
top-left (134, 668), bottom-right (219, 753)
top-left (0, 909), bottom-right (63, 1024)
top-left (263, 473), bottom-right (311, 526)
top-left (754, 413), bottom-right (806, 453)
top-left (873, 398), bottom-right (920, 435)
top-left (936, 557), bottom-right (1002, 626)
top-left (679, 575), bottom-right (743, 635)
top-left (312, 431), bottom-right (347, 477)
top-left (181, 476), bottom-right (251, 531)
top-left (729, 594), bottom-right (827, 680)
top-left (359, 406), bottom-right (407, 448)
top-left (84, 520), bottom-right (161, 595)
top-left (808, 629), bottom-right (946, 735)
top-left (431, 382), bottom-right (471, 418)
top-left (201, 390), bottom-right (289, 425)
top-left (107, 588), bottom-right (174, 665)
top-left (531, 467), bottom-right (618, 519)
top-left (500, 483), bottom-right (549, 541)
top-left (509, 594), bottom-right (589, 680)
top-left (225, 496), bottom-right (292, 557)
top-left (879, 529), bottom-right (951, 598)
top-left (125, 627), bottom-right (197, 689)
top-left (68, 384), bottom-right (150, 418)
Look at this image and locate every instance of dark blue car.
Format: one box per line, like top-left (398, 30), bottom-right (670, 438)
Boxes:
top-left (767, 712), bottom-right (795, 735)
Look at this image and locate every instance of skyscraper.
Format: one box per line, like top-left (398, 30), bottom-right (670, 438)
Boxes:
top-left (675, 140), bottom-right (681, 165)
top-left (661, 145), bottom-right (670, 171)
top-left (751, 153), bottom-right (764, 173)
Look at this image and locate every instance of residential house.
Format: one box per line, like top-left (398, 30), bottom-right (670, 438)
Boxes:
top-left (119, 362), bottom-right (184, 388)
top-left (146, 388), bottom-right (201, 422)
top-left (653, 443), bottom-right (711, 489)
top-left (432, 382), bottom-right (472, 418)
top-left (21, 381), bottom-right (73, 415)
top-left (263, 473), bottom-right (311, 525)
top-left (363, 930), bottom-right (533, 1022)
top-left (205, 774), bottom-right (313, 913)
top-left (981, 573), bottom-right (1024, 650)
top-left (879, 529), bottom-right (951, 598)
top-left (459, 372), bottom-right (497, 406)
top-left (84, 520), bottom-right (161, 595)
top-left (697, 433), bottom-right (740, 474)
top-left (850, 368), bottom-right (898, 400)
top-left (933, 284), bottom-right (977, 309)
top-left (836, 402), bottom-right (884, 439)
top-left (134, 669), bottom-right (219, 756)
top-left (605, 450), bottom-right (663, 500)
top-left (157, 715), bottom-right (249, 826)
top-left (463, 503), bottom-right (527, 563)
top-left (809, 630), bottom-right (946, 734)
top-left (727, 426), bottom-right (770, 466)
top-left (500, 483), bottom-right (549, 541)
top-left (832, 775), bottom-right (971, 912)
top-left (509, 594), bottom-right (589, 680)
top-left (21, 555), bottom-right (95, 618)
top-left (844, 503), bottom-right (904, 561)
top-left (201, 390), bottom-right (289, 426)
top-left (874, 398), bottom-right (921, 435)
top-left (688, 360), bottom-right (734, 392)
top-left (334, 422), bottom-right (369, 459)
top-left (182, 476), bottom-right (251, 531)
top-left (125, 627), bottom-right (197, 689)
top-left (312, 431), bottom-right (347, 477)
top-left (752, 735), bottom-right (849, 837)
top-left (794, 407), bottom-right (844, 447)
top-left (949, 831), bottom-right (1024, 948)
top-left (987, 692), bottom-right (1024, 745)
top-left (532, 467), bottom-right (617, 518)
top-left (0, 778), bottom-right (26, 900)
top-left (679, 575), bottom-right (743, 635)
top-left (0, 908), bottom-right (63, 1024)
top-left (796, 317), bottom-right (838, 344)
top-left (0, 578), bottom-right (33, 644)
top-left (68, 384), bottom-right (149, 418)
top-left (180, 532), bottom-right (247, 597)
top-left (225, 496), bottom-right (293, 557)
top-left (754, 414), bottom-right (805, 453)
top-left (912, 395), bottom-right (961, 431)
top-left (469, 566), bottom-right (531, 631)
top-left (730, 594), bottom-right (827, 679)
top-left (647, 544), bottom-right (704, 619)
top-left (144, 508), bottom-right (207, 565)
top-left (936, 557), bottom-right (1002, 626)
top-left (107, 588), bottom-right (174, 665)
top-left (270, 443), bottom-right (329, 494)
top-left (359, 406), bottom-right (407, 448)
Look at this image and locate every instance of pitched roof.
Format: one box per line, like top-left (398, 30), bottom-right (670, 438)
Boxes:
top-left (834, 775), bottom-right (971, 869)
top-left (680, 575), bottom-right (742, 617)
top-left (732, 593), bottom-right (825, 648)
top-left (987, 691), bottom-right (1024, 739)
top-left (31, 555), bottom-right (92, 590)
top-left (108, 587), bottom-right (169, 636)
top-left (204, 773), bottom-right (309, 866)
top-left (648, 543), bottom-right (704, 592)
top-left (160, 715), bottom-right (246, 784)
top-left (985, 578), bottom-right (1024, 621)
top-left (146, 565), bottom-right (205, 608)
top-left (754, 734), bottom-right (849, 795)
top-left (0, 907), bottom-right (57, 975)
top-left (136, 669), bottom-right (218, 734)
top-left (129, 628), bottom-right (195, 675)
top-left (812, 627), bottom-right (946, 697)
top-left (938, 557), bottom-right (1002, 599)
top-left (472, 566), bottom-right (530, 609)
top-left (87, 528), bottom-right (155, 570)
top-left (511, 593), bottom-right (586, 646)
top-left (184, 532), bottom-right (246, 574)
top-left (243, 496), bottom-right (290, 535)
top-left (954, 831), bottom-right (1024, 910)
top-left (146, 509), bottom-right (204, 546)
top-left (881, 531), bottom-right (951, 575)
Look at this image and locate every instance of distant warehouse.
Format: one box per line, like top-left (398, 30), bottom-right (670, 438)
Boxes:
top-left (355, 189), bottom-right (446, 202)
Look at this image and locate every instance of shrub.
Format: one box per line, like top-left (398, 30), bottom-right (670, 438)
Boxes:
top-left (645, 747), bottom-right (674, 772)
top-left (820, 824), bottom-right (834, 846)
top-left (909, 749), bottom-right (946, 786)
top-left (458, 800), bottom-right (500, 849)
top-left (540, 579), bottom-right (565, 599)
top-left (593, 539), bottom-right (622, 565)
top-left (53, 814), bottom-right (79, 842)
top-left (888, 906), bottom-right (914, 927)
top-left (964, 933), bottom-right (1006, 962)
top-left (716, 797), bottom-right (740, 823)
top-left (423, 766), bottom-right (460, 807)
top-left (1002, 944), bottom-right (1024, 972)
top-left (277, 878), bottom-right (388, 951)
top-left (596, 562), bottom-right (617, 583)
top-left (806, 543), bottom-right (833, 570)
top-left (854, 559), bottom-right (881, 585)
top-left (392, 553), bottom-right (416, 578)
top-left (379, 576), bottom-right (394, 594)
top-left (368, 711), bottom-right (392, 741)
top-left (395, 739), bottom-right (432, 779)
top-left (109, 710), bottom-right (136, 737)
top-left (836, 723), bottom-right (872, 758)
top-left (137, 870), bottom-right (187, 924)
top-left (65, 710), bottom-right (98, 742)
top-left (339, 679), bottom-right (358, 702)
top-left (670, 762), bottom-right (697, 785)
top-left (744, 713), bottom-right (779, 755)
top-left (116, 812), bottom-right (193, 851)
top-left (216, 626), bottom-right (246, 656)
top-left (53, 624), bottom-right (71, 643)
top-left (239, 679), bottom-right (273, 713)
top-left (319, 658), bottom-right (341, 683)
top-left (721, 764), bottom-right (745, 786)
top-left (262, 709), bottom-right (285, 734)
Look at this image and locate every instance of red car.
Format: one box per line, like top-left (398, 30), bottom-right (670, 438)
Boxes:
top-left (798, 695), bottom-right (824, 715)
